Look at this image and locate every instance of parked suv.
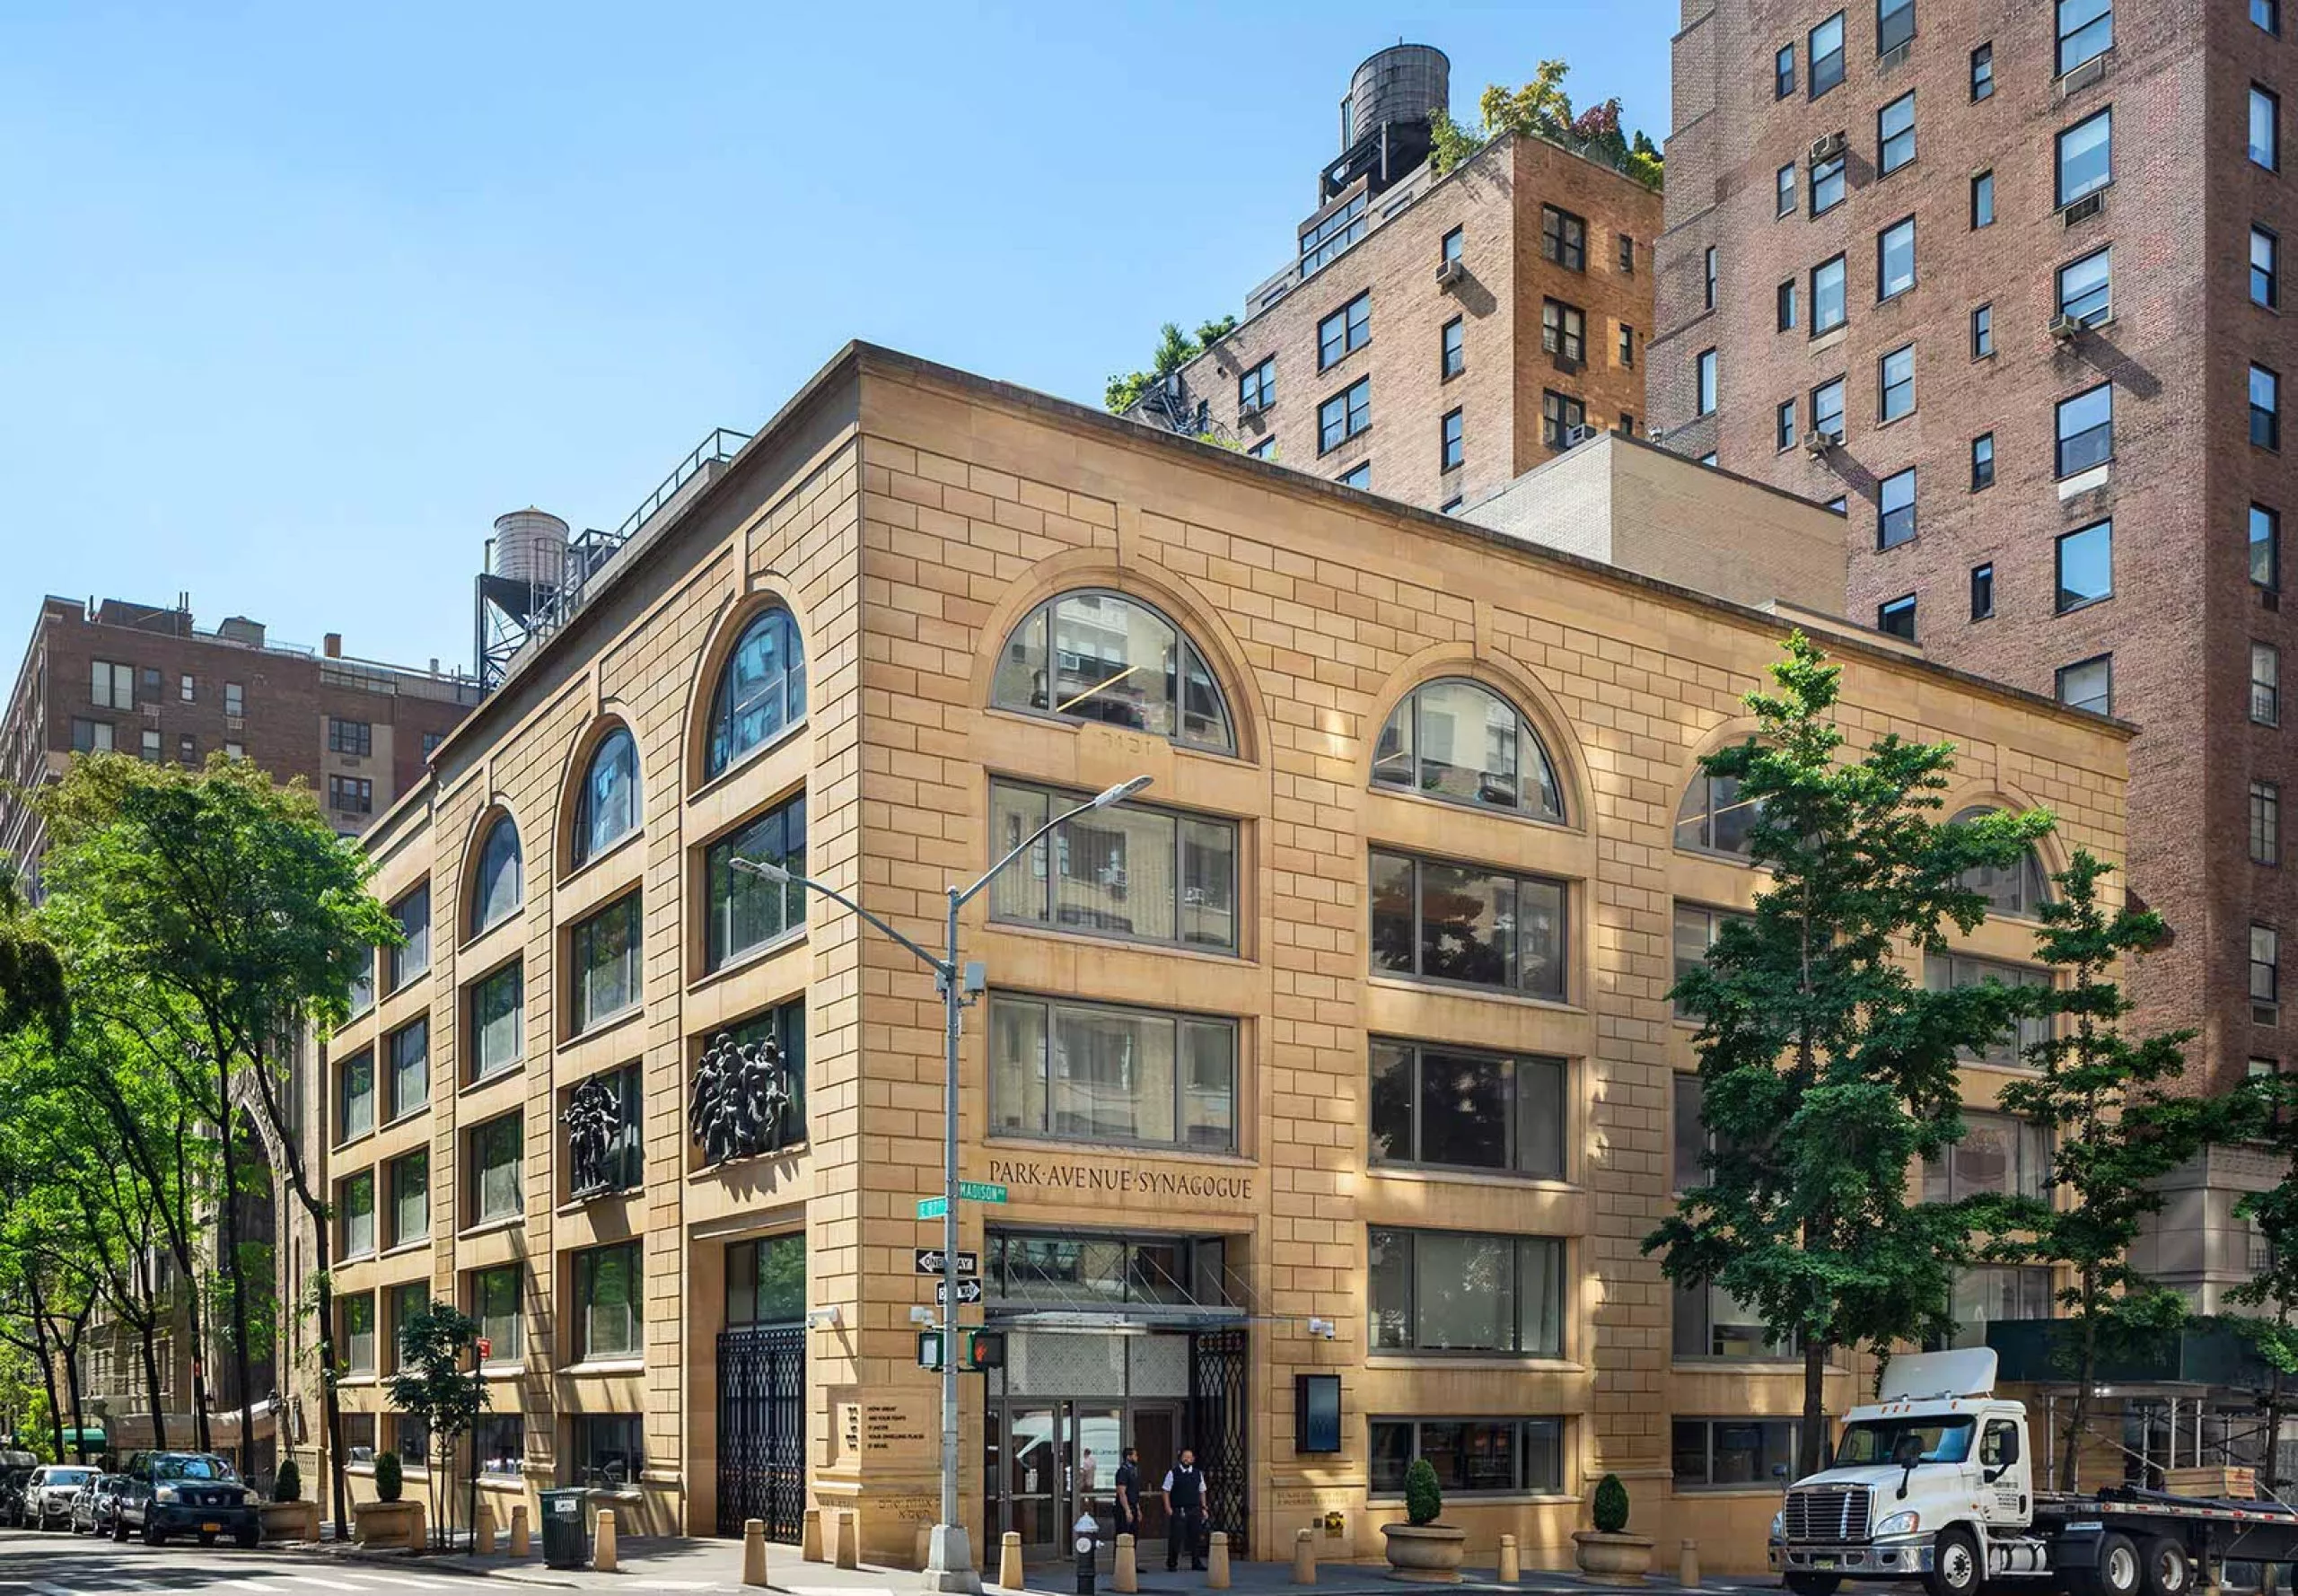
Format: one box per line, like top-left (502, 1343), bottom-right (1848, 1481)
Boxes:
top-left (23, 1466), bottom-right (97, 1531)
top-left (0, 1451), bottom-right (39, 1527)
top-left (115, 1453), bottom-right (257, 1548)
top-left (69, 1475), bottom-right (126, 1536)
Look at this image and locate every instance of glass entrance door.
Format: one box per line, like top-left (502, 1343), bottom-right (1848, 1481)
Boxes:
top-left (998, 1400), bottom-right (1162, 1559)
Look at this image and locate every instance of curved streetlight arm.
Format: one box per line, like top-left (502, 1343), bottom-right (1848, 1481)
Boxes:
top-left (955, 775), bottom-right (1153, 911)
top-left (727, 857), bottom-right (950, 978)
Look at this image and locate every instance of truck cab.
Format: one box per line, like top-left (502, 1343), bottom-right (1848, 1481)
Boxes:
top-left (1771, 1347), bottom-right (2041, 1596)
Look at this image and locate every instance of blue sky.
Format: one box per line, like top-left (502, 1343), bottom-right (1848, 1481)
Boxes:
top-left (0, 2), bottom-right (1674, 673)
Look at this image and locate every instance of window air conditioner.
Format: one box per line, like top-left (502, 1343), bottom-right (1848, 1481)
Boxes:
top-left (1880, 40), bottom-right (1911, 71)
top-left (1435, 258), bottom-right (1467, 288)
top-left (1809, 131), bottom-right (1847, 162)
top-left (2048, 312), bottom-right (2083, 342)
top-left (2057, 52), bottom-right (2109, 101)
top-left (1238, 399), bottom-right (1264, 422)
top-left (2061, 192), bottom-right (2104, 227)
top-left (1562, 424), bottom-right (1597, 447)
top-left (1803, 429), bottom-right (1837, 456)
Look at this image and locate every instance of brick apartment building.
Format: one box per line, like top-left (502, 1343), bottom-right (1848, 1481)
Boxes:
top-left (0, 594), bottom-right (482, 878)
top-left (1138, 46), bottom-right (1662, 513)
top-left (1648, 0), bottom-right (2285, 1302)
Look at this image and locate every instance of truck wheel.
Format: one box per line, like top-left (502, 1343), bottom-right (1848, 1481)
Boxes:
top-left (1787, 1577), bottom-right (1843, 1596)
top-left (2141, 1538), bottom-right (2193, 1596)
top-left (1928, 1526), bottom-right (1985, 1596)
top-left (2095, 1532), bottom-right (2145, 1596)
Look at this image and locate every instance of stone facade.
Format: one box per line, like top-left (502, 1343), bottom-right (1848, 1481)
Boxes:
top-left (286, 344), bottom-right (2128, 1574)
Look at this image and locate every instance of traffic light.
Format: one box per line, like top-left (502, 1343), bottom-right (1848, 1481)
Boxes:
top-left (916, 1329), bottom-right (1006, 1371)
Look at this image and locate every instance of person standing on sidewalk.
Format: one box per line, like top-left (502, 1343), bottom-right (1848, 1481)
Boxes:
top-left (1113, 1446), bottom-right (1144, 1543)
top-left (1162, 1447), bottom-right (1206, 1573)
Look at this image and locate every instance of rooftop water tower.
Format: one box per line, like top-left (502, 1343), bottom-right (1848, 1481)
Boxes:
top-left (1323, 44), bottom-right (1450, 202)
top-left (473, 508), bottom-right (572, 690)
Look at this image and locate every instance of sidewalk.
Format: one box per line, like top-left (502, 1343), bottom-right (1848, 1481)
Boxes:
top-left (311, 1532), bottom-right (1792, 1596)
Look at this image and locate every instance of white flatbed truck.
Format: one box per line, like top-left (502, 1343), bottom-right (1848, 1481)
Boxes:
top-left (1768, 1348), bottom-right (2298, 1596)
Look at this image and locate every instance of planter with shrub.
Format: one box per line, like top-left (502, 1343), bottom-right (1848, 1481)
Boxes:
top-left (1380, 1459), bottom-right (1466, 1583)
top-left (351, 1453), bottom-right (425, 1549)
top-left (259, 1460), bottom-right (320, 1543)
top-left (1571, 1473), bottom-right (1654, 1583)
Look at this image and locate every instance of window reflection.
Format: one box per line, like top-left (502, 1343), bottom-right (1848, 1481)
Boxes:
top-left (990, 592), bottom-right (1235, 753)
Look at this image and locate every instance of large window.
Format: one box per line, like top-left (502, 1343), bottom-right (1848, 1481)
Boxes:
top-left (390, 1282), bottom-right (427, 1373)
top-left (390, 1150), bottom-right (429, 1248)
top-left (1675, 1419), bottom-right (1802, 1490)
top-left (339, 1171), bottom-right (375, 1258)
top-left (1373, 679), bottom-right (1564, 820)
top-left (568, 893), bottom-right (642, 1032)
top-left (2056, 521), bottom-right (2113, 611)
top-left (1877, 0), bottom-right (1914, 53)
top-left (2057, 0), bottom-right (2112, 75)
top-left (574, 1416), bottom-right (644, 1488)
top-left (1318, 293), bottom-right (1371, 370)
top-left (1676, 1277), bottom-right (1794, 1359)
top-left (1541, 390), bottom-right (1586, 447)
top-left (1878, 217), bottom-right (1916, 300)
top-left (1238, 357), bottom-right (1276, 413)
top-left (475, 1413), bottom-right (525, 1478)
top-left (1540, 300), bottom-right (1585, 364)
top-left (989, 995), bottom-right (1235, 1151)
top-left (1440, 408), bottom-right (1464, 470)
top-left (1675, 772), bottom-right (1759, 859)
top-left (472, 1266), bottom-right (522, 1364)
top-left (1880, 345), bottom-right (1914, 423)
top-left (1812, 377), bottom-right (1846, 443)
top-left (1367, 1228), bottom-right (1565, 1355)
top-left (469, 815), bottom-right (522, 935)
top-left (1812, 255), bottom-right (1846, 333)
top-left (1370, 1041), bottom-right (1565, 1178)
top-left (90, 660), bottom-right (134, 710)
top-left (1930, 1266), bottom-right (2054, 1349)
top-left (1812, 152), bottom-right (1846, 213)
top-left (726, 1232), bottom-right (808, 1326)
top-left (1950, 806), bottom-right (2054, 919)
top-left (349, 948), bottom-right (375, 1018)
top-left (1672, 904), bottom-right (1750, 1018)
top-left (2057, 248), bottom-right (2111, 326)
top-left (1319, 378), bottom-right (1373, 452)
top-left (468, 1113), bottom-right (523, 1225)
top-left (1925, 951), bottom-right (2054, 1067)
top-left (1924, 1110), bottom-right (2047, 1200)
top-left (2056, 110), bottom-right (2111, 207)
top-left (340, 1293), bottom-right (376, 1375)
top-left (992, 591), bottom-right (1235, 754)
top-left (704, 608), bottom-right (807, 779)
top-left (388, 1017), bottom-right (428, 1119)
top-left (1370, 1419), bottom-right (1564, 1497)
top-left (2056, 385), bottom-right (2113, 478)
top-left (469, 961), bottom-right (523, 1080)
top-left (988, 1232), bottom-right (1229, 1308)
top-left (1879, 595), bottom-right (1917, 641)
top-left (389, 883), bottom-right (430, 990)
top-left (1877, 92), bottom-right (1916, 173)
top-left (1879, 467), bottom-right (1916, 549)
top-left (574, 1241), bottom-right (642, 1363)
top-left (703, 792), bottom-right (807, 971)
top-left (1369, 849), bottom-right (1567, 1000)
top-left (1810, 13), bottom-right (1845, 96)
top-left (1972, 439), bottom-right (1996, 493)
top-left (2058, 655), bottom-right (2112, 715)
top-left (2256, 85), bottom-right (2283, 171)
top-left (338, 1048), bottom-right (374, 1144)
top-left (329, 718), bottom-right (373, 757)
top-left (1440, 319), bottom-right (1464, 379)
top-left (574, 727), bottom-right (639, 867)
top-left (1301, 194), bottom-right (1366, 275)
top-left (1539, 206), bottom-right (1586, 270)
top-left (987, 780), bottom-right (1235, 951)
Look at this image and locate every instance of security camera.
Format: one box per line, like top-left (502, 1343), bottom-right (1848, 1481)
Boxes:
top-left (807, 1306), bottom-right (843, 1329)
top-left (908, 1305), bottom-right (936, 1325)
top-left (1306, 1317), bottom-right (1338, 1341)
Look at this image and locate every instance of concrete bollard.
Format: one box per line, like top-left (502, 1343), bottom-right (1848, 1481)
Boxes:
top-left (410, 1499), bottom-right (427, 1552)
top-left (1499, 1533), bottom-right (1520, 1583)
top-left (1116, 1533), bottom-right (1139, 1593)
top-left (594, 1509), bottom-right (618, 1573)
top-left (802, 1506), bottom-right (824, 1563)
top-left (475, 1502), bottom-right (496, 1557)
top-left (1680, 1539), bottom-right (1700, 1588)
top-left (744, 1518), bottom-right (770, 1586)
top-left (1208, 1531), bottom-right (1232, 1590)
top-left (834, 1508), bottom-right (861, 1570)
top-left (1000, 1530), bottom-right (1025, 1590)
top-left (1293, 1526), bottom-right (1316, 1584)
top-left (510, 1504), bottom-right (531, 1557)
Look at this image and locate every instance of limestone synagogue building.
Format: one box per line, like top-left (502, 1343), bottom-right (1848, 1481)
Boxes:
top-left (284, 344), bottom-right (2129, 1573)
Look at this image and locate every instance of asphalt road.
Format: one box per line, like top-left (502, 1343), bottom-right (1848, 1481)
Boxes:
top-left (0, 1527), bottom-right (479, 1596)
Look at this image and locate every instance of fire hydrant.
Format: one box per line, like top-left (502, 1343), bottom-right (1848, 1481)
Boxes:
top-left (1074, 1513), bottom-right (1101, 1595)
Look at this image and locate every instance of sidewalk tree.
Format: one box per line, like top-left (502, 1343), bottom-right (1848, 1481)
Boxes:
top-left (1968, 851), bottom-right (2249, 1490)
top-left (1645, 631), bottom-right (2055, 1476)
top-left (382, 1300), bottom-right (489, 1550)
top-left (2227, 1074), bottom-right (2298, 1498)
top-left (34, 752), bottom-right (397, 1529)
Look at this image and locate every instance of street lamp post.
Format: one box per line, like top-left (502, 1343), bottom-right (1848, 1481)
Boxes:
top-left (733, 772), bottom-right (1151, 1593)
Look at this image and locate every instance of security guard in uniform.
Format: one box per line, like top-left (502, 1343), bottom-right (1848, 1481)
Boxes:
top-left (1162, 1446), bottom-right (1207, 1572)
top-left (1113, 1446), bottom-right (1144, 1542)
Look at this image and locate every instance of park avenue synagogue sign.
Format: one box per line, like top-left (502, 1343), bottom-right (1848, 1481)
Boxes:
top-left (983, 1152), bottom-right (1255, 1209)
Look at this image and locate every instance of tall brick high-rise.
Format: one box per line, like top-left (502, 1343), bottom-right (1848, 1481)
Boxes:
top-left (1650, 0), bottom-right (2280, 1302)
top-left (1137, 46), bottom-right (1662, 513)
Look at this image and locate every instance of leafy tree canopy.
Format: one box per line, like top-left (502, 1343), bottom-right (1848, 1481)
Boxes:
top-left (1431, 59), bottom-right (1663, 190)
top-left (1105, 316), bottom-right (1240, 413)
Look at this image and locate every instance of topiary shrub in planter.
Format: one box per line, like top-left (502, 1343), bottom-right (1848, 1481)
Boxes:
top-left (274, 1459), bottom-right (301, 1504)
top-left (1574, 1473), bottom-right (1653, 1585)
top-left (1381, 1458), bottom-right (1465, 1583)
top-left (374, 1451), bottom-right (403, 1504)
top-left (259, 1459), bottom-right (319, 1542)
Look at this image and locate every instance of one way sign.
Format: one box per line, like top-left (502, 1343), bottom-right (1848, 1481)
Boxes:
top-left (915, 1249), bottom-right (980, 1276)
top-left (935, 1277), bottom-right (985, 1306)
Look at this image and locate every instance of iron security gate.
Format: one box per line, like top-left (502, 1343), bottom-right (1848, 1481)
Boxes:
top-left (1188, 1328), bottom-right (1249, 1558)
top-left (717, 1322), bottom-right (805, 1539)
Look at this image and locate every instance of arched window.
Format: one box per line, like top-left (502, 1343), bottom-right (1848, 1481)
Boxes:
top-left (705, 608), bottom-right (807, 779)
top-left (1675, 771), bottom-right (1761, 858)
top-left (573, 727), bottom-right (639, 868)
top-left (1373, 678), bottom-right (1564, 820)
top-left (1952, 806), bottom-right (2053, 918)
top-left (470, 815), bottom-right (523, 934)
top-left (990, 591), bottom-right (1235, 754)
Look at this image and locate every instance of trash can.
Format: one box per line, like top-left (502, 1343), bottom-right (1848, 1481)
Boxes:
top-left (538, 1488), bottom-right (590, 1569)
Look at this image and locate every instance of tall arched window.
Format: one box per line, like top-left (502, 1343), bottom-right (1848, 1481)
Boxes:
top-left (1675, 771), bottom-right (1761, 859)
top-left (470, 815), bottom-right (523, 934)
top-left (574, 726), bottom-right (639, 868)
top-left (705, 608), bottom-right (807, 779)
top-left (990, 591), bottom-right (1235, 754)
top-left (1373, 678), bottom-right (1564, 820)
top-left (1952, 805), bottom-right (2053, 918)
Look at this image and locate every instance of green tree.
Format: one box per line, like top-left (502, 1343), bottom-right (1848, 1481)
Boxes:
top-left (382, 1300), bottom-right (489, 1550)
top-left (2226, 1074), bottom-right (2298, 1498)
top-left (0, 855), bottom-right (65, 1044)
top-left (35, 752), bottom-right (397, 1527)
top-left (1645, 632), bottom-right (2054, 1476)
top-left (1970, 851), bottom-right (2247, 1489)
top-left (1103, 316), bottom-right (1238, 413)
top-left (1425, 60), bottom-right (1663, 190)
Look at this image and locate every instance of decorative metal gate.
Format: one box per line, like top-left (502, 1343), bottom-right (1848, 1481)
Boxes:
top-left (1188, 1328), bottom-right (1249, 1558)
top-left (717, 1322), bottom-right (805, 1539)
